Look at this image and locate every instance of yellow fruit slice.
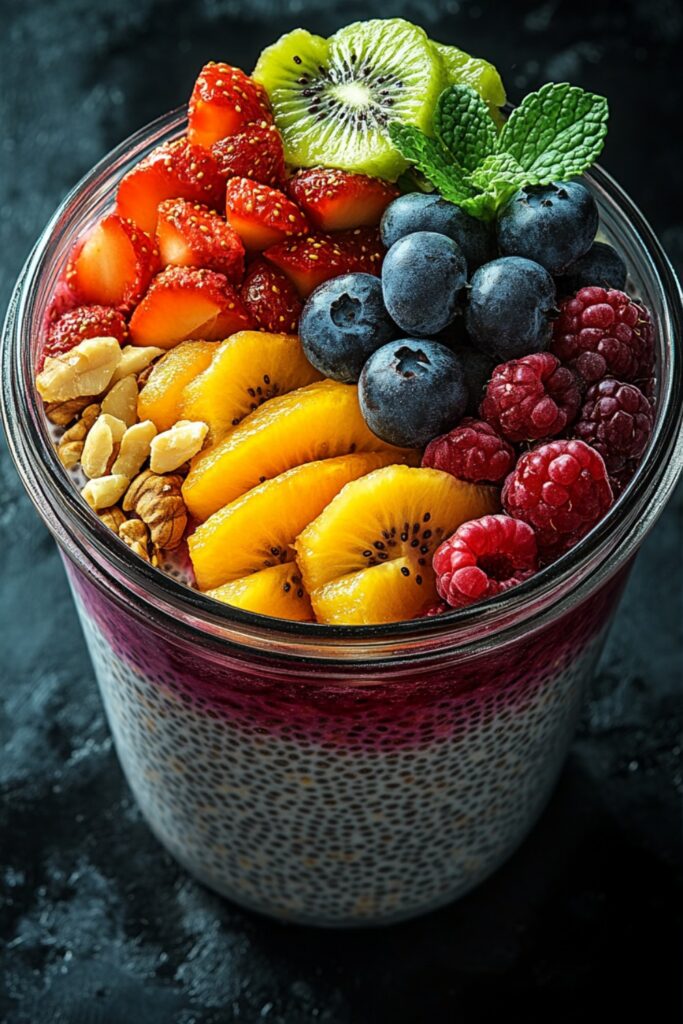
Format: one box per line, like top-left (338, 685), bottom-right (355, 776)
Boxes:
top-left (207, 562), bottom-right (313, 621)
top-left (182, 379), bottom-right (417, 522)
top-left (181, 330), bottom-right (322, 441)
top-left (295, 465), bottom-right (499, 624)
top-left (137, 340), bottom-right (216, 431)
top-left (311, 557), bottom-right (436, 626)
top-left (189, 451), bottom-right (397, 591)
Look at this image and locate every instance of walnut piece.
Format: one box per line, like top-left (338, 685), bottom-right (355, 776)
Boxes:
top-left (119, 518), bottom-right (152, 562)
top-left (101, 375), bottom-right (138, 426)
top-left (82, 474), bottom-right (129, 511)
top-left (110, 345), bottom-right (165, 383)
top-left (81, 413), bottom-right (127, 479)
top-left (149, 420), bottom-right (208, 474)
top-left (56, 403), bottom-right (100, 469)
top-left (45, 395), bottom-right (91, 426)
top-left (97, 506), bottom-right (127, 533)
top-left (36, 336), bottom-right (121, 402)
top-left (123, 470), bottom-right (187, 550)
top-left (111, 420), bottom-right (157, 478)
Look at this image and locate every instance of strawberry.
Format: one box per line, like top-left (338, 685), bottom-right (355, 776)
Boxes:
top-left (240, 259), bottom-right (303, 334)
top-left (188, 63), bottom-right (270, 149)
top-left (211, 121), bottom-right (285, 187)
top-left (40, 305), bottom-right (129, 370)
top-left (287, 168), bottom-right (399, 231)
top-left (128, 266), bottom-right (254, 348)
top-left (264, 228), bottom-right (385, 297)
top-left (116, 138), bottom-right (224, 235)
top-left (66, 215), bottom-right (159, 310)
top-left (155, 198), bottom-right (245, 283)
top-left (225, 178), bottom-right (309, 251)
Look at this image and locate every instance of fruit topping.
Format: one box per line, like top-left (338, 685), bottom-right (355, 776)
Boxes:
top-left (434, 514), bottom-right (538, 608)
top-left (294, 464), bottom-right (499, 624)
top-left (381, 231), bottom-right (467, 336)
top-left (240, 259), bottom-right (303, 334)
top-left (359, 340), bottom-right (468, 448)
top-left (181, 330), bottom-right (322, 440)
top-left (502, 438), bottom-right (613, 560)
top-left (189, 451), bottom-right (395, 591)
top-left (252, 20), bottom-right (445, 179)
top-left (480, 352), bottom-right (581, 443)
top-left (207, 562), bottom-right (313, 622)
top-left (155, 198), bottom-right (245, 282)
top-left (182, 379), bottom-right (416, 521)
top-left (433, 41), bottom-right (506, 121)
top-left (211, 120), bottom-right (286, 187)
top-left (550, 286), bottom-right (655, 385)
top-left (422, 418), bottom-right (515, 484)
top-left (116, 138), bottom-right (225, 235)
top-left (572, 377), bottom-right (653, 473)
top-left (264, 229), bottom-right (384, 297)
top-left (128, 266), bottom-right (254, 348)
top-left (188, 62), bottom-right (271, 149)
top-left (380, 193), bottom-right (493, 271)
top-left (225, 177), bottom-right (310, 250)
top-left (556, 241), bottom-right (627, 296)
top-left (465, 256), bottom-right (557, 360)
top-left (41, 305), bottom-right (129, 369)
top-left (66, 215), bottom-right (159, 310)
top-left (299, 273), bottom-right (395, 383)
top-left (137, 340), bottom-right (216, 431)
top-left (287, 168), bottom-right (399, 230)
top-left (496, 182), bottom-right (598, 275)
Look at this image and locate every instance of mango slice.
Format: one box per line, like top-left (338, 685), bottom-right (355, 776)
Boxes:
top-left (137, 340), bottom-right (216, 431)
top-left (207, 563), bottom-right (313, 622)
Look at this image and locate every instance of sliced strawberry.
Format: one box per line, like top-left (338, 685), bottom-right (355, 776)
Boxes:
top-left (66, 215), bottom-right (159, 310)
top-left (240, 258), bottom-right (303, 334)
top-left (225, 178), bottom-right (309, 251)
top-left (188, 63), bottom-right (269, 149)
top-left (40, 305), bottom-right (129, 370)
top-left (116, 138), bottom-right (224, 235)
top-left (264, 229), bottom-right (385, 297)
top-left (156, 198), bottom-right (245, 283)
top-left (128, 266), bottom-right (254, 348)
top-left (211, 120), bottom-right (285, 187)
top-left (287, 168), bottom-right (400, 231)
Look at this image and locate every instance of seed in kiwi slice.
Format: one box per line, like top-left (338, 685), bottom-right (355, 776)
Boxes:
top-left (253, 19), bottom-right (446, 180)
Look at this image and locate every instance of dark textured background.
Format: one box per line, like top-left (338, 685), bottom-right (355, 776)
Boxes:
top-left (1, 1), bottom-right (681, 1021)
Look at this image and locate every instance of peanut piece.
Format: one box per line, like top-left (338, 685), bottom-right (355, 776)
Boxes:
top-left (112, 420), bottom-right (157, 478)
top-left (149, 420), bottom-right (208, 474)
top-left (110, 345), bottom-right (165, 383)
top-left (82, 474), bottom-right (129, 511)
top-left (101, 375), bottom-right (139, 426)
top-left (81, 414), bottom-right (127, 479)
top-left (36, 336), bottom-right (121, 402)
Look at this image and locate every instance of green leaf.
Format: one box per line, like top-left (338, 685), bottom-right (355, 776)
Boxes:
top-left (434, 84), bottom-right (497, 172)
top-left (388, 122), bottom-right (475, 204)
top-left (498, 81), bottom-right (608, 180)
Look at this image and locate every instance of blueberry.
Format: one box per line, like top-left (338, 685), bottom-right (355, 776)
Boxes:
top-left (457, 343), bottom-right (496, 414)
top-left (556, 241), bottom-right (628, 295)
top-left (299, 273), bottom-right (395, 383)
top-left (359, 339), bottom-right (468, 448)
top-left (381, 232), bottom-right (467, 337)
top-left (465, 256), bottom-right (557, 360)
top-left (496, 181), bottom-right (598, 275)
top-left (381, 193), bottom-right (493, 271)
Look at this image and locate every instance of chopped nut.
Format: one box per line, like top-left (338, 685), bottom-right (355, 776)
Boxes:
top-left (56, 403), bottom-right (100, 469)
top-left (97, 506), bottom-right (127, 533)
top-left (81, 413), bottom-right (127, 479)
top-left (149, 420), bottom-right (208, 474)
top-left (36, 336), bottom-right (121, 402)
top-left (123, 470), bottom-right (188, 550)
top-left (45, 395), bottom-right (91, 426)
top-left (112, 420), bottom-right (157, 478)
top-left (101, 375), bottom-right (139, 426)
top-left (110, 345), bottom-right (165, 383)
top-left (119, 518), bottom-right (152, 562)
top-left (82, 474), bottom-right (129, 511)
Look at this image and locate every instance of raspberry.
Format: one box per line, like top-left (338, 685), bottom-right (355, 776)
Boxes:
top-left (480, 352), bottom-right (581, 442)
top-left (41, 305), bottom-right (129, 369)
top-left (421, 418), bottom-right (515, 483)
top-left (609, 461), bottom-right (638, 499)
top-left (502, 439), bottom-right (613, 560)
top-left (433, 514), bottom-right (538, 608)
top-left (572, 378), bottom-right (653, 473)
top-left (550, 286), bottom-right (655, 385)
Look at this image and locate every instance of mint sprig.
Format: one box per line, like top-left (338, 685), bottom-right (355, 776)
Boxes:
top-left (389, 81), bottom-right (609, 221)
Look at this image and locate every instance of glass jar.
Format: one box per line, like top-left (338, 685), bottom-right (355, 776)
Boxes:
top-left (2, 109), bottom-right (682, 926)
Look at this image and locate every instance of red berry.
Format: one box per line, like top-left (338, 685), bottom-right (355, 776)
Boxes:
top-left (550, 286), bottom-right (655, 385)
top-left (41, 305), bottom-right (129, 369)
top-left (433, 514), bottom-right (538, 608)
top-left (502, 439), bottom-right (613, 561)
top-left (240, 258), bottom-right (303, 334)
top-left (609, 460), bottom-right (638, 499)
top-left (480, 352), bottom-right (581, 443)
top-left (211, 121), bottom-right (285, 187)
top-left (572, 377), bottom-right (653, 472)
top-left (422, 418), bottom-right (515, 483)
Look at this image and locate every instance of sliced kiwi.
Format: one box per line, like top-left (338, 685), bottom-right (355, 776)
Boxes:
top-left (433, 42), bottom-right (506, 124)
top-left (253, 19), bottom-right (446, 179)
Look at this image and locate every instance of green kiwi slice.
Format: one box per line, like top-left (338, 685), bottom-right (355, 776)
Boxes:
top-left (432, 41), bottom-right (506, 124)
top-left (253, 19), bottom-right (446, 180)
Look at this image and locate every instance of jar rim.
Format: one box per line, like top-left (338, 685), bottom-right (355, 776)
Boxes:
top-left (2, 107), bottom-right (683, 665)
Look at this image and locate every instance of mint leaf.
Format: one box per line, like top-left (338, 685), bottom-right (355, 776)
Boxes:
top-left (388, 123), bottom-right (475, 204)
top-left (434, 84), bottom-right (497, 173)
top-left (498, 81), bottom-right (608, 180)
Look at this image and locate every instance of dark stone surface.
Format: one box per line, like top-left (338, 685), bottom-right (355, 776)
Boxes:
top-left (1, 1), bottom-right (681, 1021)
